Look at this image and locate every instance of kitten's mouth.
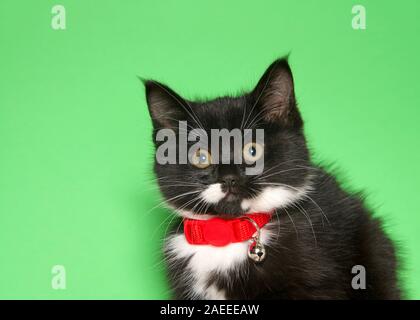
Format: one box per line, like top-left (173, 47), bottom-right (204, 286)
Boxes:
top-left (224, 192), bottom-right (240, 202)
top-left (199, 183), bottom-right (250, 216)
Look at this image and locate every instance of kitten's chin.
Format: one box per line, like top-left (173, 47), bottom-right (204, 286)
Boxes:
top-left (212, 199), bottom-right (246, 216)
top-left (175, 199), bottom-right (247, 220)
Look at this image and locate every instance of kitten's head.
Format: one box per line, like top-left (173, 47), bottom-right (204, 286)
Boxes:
top-left (144, 58), bottom-right (311, 218)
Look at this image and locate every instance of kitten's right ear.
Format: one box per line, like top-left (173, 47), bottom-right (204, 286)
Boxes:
top-left (143, 79), bottom-right (188, 129)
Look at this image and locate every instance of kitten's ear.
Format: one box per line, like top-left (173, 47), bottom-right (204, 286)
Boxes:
top-left (252, 58), bottom-right (302, 128)
top-left (143, 80), bottom-right (188, 129)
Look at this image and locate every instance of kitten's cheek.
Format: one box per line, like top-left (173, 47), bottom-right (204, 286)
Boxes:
top-left (200, 183), bottom-right (226, 204)
top-left (241, 199), bottom-right (251, 212)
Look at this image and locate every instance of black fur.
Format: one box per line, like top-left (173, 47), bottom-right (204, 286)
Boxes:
top-left (144, 58), bottom-right (401, 299)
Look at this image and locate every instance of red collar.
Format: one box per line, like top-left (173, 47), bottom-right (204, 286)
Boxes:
top-left (183, 213), bottom-right (272, 247)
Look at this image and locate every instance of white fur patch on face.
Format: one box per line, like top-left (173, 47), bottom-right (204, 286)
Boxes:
top-left (166, 226), bottom-right (274, 300)
top-left (241, 184), bottom-right (311, 212)
top-left (170, 183), bottom-right (225, 219)
top-left (200, 183), bottom-right (225, 204)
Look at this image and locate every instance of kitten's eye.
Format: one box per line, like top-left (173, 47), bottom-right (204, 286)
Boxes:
top-left (243, 142), bottom-right (263, 163)
top-left (191, 149), bottom-right (212, 169)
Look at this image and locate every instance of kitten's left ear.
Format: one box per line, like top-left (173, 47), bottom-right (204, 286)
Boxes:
top-left (252, 58), bottom-right (303, 129)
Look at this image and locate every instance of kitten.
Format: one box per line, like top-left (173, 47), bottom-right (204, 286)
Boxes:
top-left (143, 58), bottom-right (401, 299)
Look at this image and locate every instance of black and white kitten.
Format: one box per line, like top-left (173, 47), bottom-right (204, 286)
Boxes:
top-left (144, 58), bottom-right (401, 299)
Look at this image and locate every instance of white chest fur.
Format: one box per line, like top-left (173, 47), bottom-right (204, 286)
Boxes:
top-left (165, 225), bottom-right (275, 300)
top-left (166, 183), bottom-right (311, 299)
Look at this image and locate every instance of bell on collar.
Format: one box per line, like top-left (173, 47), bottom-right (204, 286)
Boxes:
top-left (248, 240), bottom-right (266, 263)
top-left (243, 215), bottom-right (267, 263)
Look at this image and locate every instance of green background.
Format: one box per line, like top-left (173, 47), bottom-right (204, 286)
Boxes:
top-left (0, 0), bottom-right (419, 299)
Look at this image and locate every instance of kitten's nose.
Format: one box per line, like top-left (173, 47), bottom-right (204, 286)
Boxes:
top-left (217, 165), bottom-right (241, 193)
top-left (221, 175), bottom-right (237, 189)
